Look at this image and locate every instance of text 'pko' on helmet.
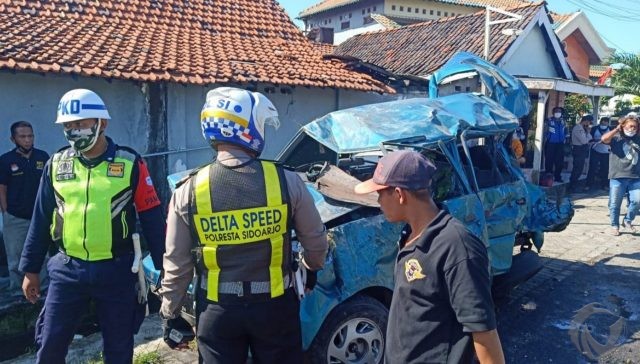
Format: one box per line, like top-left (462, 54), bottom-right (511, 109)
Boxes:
top-left (56, 89), bottom-right (111, 124)
top-left (200, 87), bottom-right (280, 156)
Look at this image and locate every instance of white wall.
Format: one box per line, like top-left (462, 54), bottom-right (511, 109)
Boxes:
top-left (0, 72), bottom-right (148, 157)
top-left (0, 72), bottom-right (398, 178)
top-left (165, 84), bottom-right (398, 174)
top-left (501, 26), bottom-right (560, 78)
top-left (307, 1), bottom-right (385, 32)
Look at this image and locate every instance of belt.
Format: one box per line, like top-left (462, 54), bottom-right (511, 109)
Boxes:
top-left (200, 274), bottom-right (291, 296)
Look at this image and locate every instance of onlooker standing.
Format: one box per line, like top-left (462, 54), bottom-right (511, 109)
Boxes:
top-left (569, 115), bottom-right (593, 188)
top-left (601, 115), bottom-right (640, 236)
top-left (354, 150), bottom-right (505, 364)
top-left (0, 121), bottom-right (49, 293)
top-left (545, 107), bottom-right (568, 182)
top-left (586, 117), bottom-right (611, 190)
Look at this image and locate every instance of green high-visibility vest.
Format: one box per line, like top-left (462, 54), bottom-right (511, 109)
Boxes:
top-left (50, 148), bottom-right (137, 261)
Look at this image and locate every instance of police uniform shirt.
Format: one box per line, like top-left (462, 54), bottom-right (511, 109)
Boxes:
top-left (0, 147), bottom-right (49, 219)
top-left (385, 210), bottom-right (496, 364)
top-left (160, 148), bottom-right (328, 318)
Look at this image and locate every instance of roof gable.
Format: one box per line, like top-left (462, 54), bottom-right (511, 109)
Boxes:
top-left (334, 2), bottom-right (553, 77)
top-left (0, 0), bottom-right (393, 92)
top-left (553, 11), bottom-right (613, 63)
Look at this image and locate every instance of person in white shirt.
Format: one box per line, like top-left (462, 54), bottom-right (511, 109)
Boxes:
top-left (586, 117), bottom-right (611, 191)
top-left (569, 115), bottom-right (593, 189)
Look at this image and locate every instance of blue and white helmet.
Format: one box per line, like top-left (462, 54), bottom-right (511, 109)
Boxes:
top-left (55, 89), bottom-right (111, 124)
top-left (201, 87), bottom-right (279, 155)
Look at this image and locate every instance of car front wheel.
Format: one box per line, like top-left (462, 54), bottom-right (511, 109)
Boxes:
top-left (307, 295), bottom-right (388, 364)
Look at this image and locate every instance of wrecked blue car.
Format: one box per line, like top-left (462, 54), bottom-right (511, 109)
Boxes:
top-left (143, 52), bottom-right (573, 364)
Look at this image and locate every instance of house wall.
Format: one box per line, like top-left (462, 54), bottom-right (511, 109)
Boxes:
top-left (165, 84), bottom-right (395, 174)
top-left (0, 72), bottom-right (148, 157)
top-left (500, 25), bottom-right (559, 78)
top-left (0, 71), bottom-right (394, 190)
top-left (384, 0), bottom-right (473, 21)
top-left (306, 1), bottom-right (385, 32)
top-left (334, 23), bottom-right (385, 45)
top-left (563, 34), bottom-right (590, 81)
top-left (306, 0), bottom-right (477, 33)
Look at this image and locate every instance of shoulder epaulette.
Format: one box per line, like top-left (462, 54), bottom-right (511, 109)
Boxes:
top-left (115, 145), bottom-right (141, 159)
top-left (55, 145), bottom-right (71, 153)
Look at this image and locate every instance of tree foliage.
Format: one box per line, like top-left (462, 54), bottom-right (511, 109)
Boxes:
top-left (564, 94), bottom-right (591, 126)
top-left (608, 53), bottom-right (640, 96)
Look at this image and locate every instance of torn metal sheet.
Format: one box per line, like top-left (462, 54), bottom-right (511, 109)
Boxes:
top-left (429, 51), bottom-right (532, 118)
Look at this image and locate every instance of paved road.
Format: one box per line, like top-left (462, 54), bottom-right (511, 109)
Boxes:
top-left (5, 191), bottom-right (638, 364)
top-left (497, 191), bottom-right (640, 364)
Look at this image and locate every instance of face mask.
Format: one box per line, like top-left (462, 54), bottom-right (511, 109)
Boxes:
top-left (554, 113), bottom-right (562, 118)
top-left (623, 130), bottom-right (636, 138)
top-left (64, 119), bottom-right (101, 153)
top-left (600, 125), bottom-right (608, 130)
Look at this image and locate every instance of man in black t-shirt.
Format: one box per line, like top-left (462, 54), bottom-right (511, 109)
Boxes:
top-left (0, 121), bottom-right (49, 293)
top-left (355, 150), bottom-right (504, 364)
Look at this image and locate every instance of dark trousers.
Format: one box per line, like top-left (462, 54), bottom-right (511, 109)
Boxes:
top-left (570, 145), bottom-right (589, 184)
top-left (545, 143), bottom-right (565, 181)
top-left (586, 151), bottom-right (609, 188)
top-left (196, 288), bottom-right (302, 364)
top-left (34, 252), bottom-right (137, 364)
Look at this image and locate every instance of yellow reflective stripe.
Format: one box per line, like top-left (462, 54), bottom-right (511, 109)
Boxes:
top-left (261, 161), bottom-right (285, 297)
top-left (201, 110), bottom-right (249, 128)
top-left (269, 235), bottom-right (285, 297)
top-left (262, 161), bottom-right (281, 206)
top-left (203, 246), bottom-right (219, 302)
top-left (195, 167), bottom-right (212, 213)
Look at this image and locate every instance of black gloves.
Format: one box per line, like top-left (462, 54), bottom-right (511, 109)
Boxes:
top-left (162, 316), bottom-right (195, 349)
top-left (305, 269), bottom-right (318, 291)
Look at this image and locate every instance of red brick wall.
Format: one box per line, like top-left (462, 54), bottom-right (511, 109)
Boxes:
top-left (563, 35), bottom-right (590, 80)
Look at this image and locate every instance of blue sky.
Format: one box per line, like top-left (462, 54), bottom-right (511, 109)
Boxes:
top-left (278, 0), bottom-right (637, 56)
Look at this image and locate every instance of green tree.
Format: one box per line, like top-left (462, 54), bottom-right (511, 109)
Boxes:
top-left (608, 53), bottom-right (640, 96)
top-left (564, 94), bottom-right (591, 126)
top-left (615, 100), bottom-right (633, 116)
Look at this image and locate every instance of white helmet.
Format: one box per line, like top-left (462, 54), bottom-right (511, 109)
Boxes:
top-left (201, 87), bottom-right (280, 155)
top-left (56, 89), bottom-right (111, 124)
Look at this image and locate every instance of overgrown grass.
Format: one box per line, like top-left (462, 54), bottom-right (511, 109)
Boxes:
top-left (133, 351), bottom-right (163, 364)
top-left (84, 351), bottom-right (163, 364)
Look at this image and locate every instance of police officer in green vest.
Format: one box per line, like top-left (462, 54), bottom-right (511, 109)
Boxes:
top-left (160, 87), bottom-right (328, 363)
top-left (19, 89), bottom-right (166, 363)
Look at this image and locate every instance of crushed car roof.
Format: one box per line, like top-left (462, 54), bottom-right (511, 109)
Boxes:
top-left (301, 92), bottom-right (520, 154)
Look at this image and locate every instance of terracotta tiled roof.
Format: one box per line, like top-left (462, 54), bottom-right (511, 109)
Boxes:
top-left (334, 2), bottom-right (543, 77)
top-left (300, 0), bottom-right (530, 18)
top-left (550, 11), bottom-right (573, 26)
top-left (370, 13), bottom-right (401, 29)
top-left (0, 0), bottom-right (393, 92)
top-left (311, 42), bottom-right (336, 55)
top-left (589, 65), bottom-right (608, 78)
top-left (439, 0), bottom-right (530, 8)
top-left (300, 0), bottom-right (357, 17)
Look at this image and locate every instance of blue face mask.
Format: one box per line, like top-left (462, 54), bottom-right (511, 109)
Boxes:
top-left (600, 125), bottom-right (608, 130)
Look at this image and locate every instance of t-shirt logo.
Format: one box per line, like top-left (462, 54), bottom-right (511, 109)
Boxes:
top-left (36, 161), bottom-right (44, 170)
top-left (405, 259), bottom-right (426, 282)
top-left (10, 163), bottom-right (18, 172)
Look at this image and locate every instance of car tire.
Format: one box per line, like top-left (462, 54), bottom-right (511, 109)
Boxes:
top-left (307, 295), bottom-right (388, 364)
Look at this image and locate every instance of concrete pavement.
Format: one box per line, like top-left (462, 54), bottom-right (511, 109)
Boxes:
top-left (497, 190), bottom-right (640, 363)
top-left (3, 191), bottom-right (638, 363)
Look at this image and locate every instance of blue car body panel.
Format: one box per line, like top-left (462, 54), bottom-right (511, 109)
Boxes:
top-left (143, 52), bottom-right (573, 353)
